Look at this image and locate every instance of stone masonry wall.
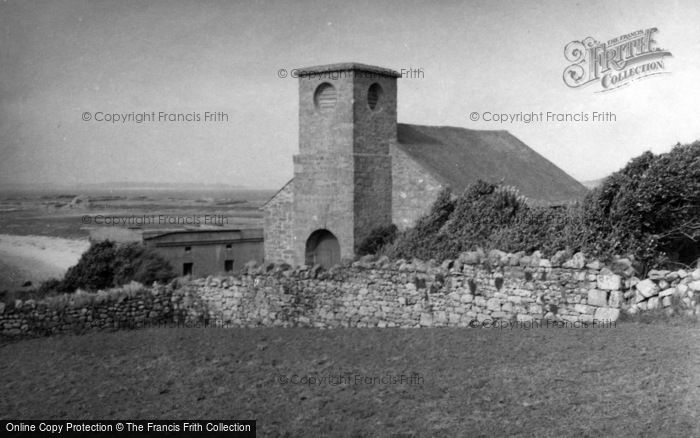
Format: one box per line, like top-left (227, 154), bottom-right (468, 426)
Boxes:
top-left (390, 144), bottom-right (444, 231)
top-left (0, 282), bottom-right (179, 338)
top-left (353, 153), bottom-right (393, 247)
top-left (292, 153), bottom-right (355, 263)
top-left (176, 252), bottom-right (700, 329)
top-left (4, 252), bottom-right (700, 338)
top-left (263, 180), bottom-right (295, 264)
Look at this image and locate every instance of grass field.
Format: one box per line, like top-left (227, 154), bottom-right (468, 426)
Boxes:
top-left (1, 323), bottom-right (699, 437)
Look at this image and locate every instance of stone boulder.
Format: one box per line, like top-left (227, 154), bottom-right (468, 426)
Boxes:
top-left (597, 273), bottom-right (622, 291)
top-left (411, 258), bottom-right (429, 272)
top-left (594, 307), bottom-right (620, 322)
top-left (550, 250), bottom-right (570, 267)
top-left (636, 279), bottom-right (659, 298)
top-left (647, 296), bottom-right (660, 310)
top-left (587, 289), bottom-right (608, 307)
top-left (518, 255), bottom-right (532, 267)
top-left (586, 260), bottom-right (603, 270)
top-left (608, 291), bottom-right (623, 308)
top-left (420, 312), bottom-right (433, 327)
top-left (658, 288), bottom-right (675, 298)
top-left (488, 249), bottom-right (507, 264)
top-left (664, 271), bottom-right (679, 282)
top-left (459, 251), bottom-right (481, 265)
top-left (506, 253), bottom-right (521, 266)
top-left (610, 257), bottom-right (635, 276)
top-left (563, 252), bottom-right (586, 269)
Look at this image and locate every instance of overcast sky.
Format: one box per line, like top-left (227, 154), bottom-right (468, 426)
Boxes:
top-left (1, 0), bottom-right (698, 189)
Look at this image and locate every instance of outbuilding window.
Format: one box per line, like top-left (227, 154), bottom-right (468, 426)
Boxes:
top-left (183, 263), bottom-right (193, 276)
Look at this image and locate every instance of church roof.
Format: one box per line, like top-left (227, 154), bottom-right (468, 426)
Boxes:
top-left (396, 123), bottom-right (589, 205)
top-left (295, 62), bottom-right (401, 78)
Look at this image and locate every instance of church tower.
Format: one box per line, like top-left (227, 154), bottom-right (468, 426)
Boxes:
top-left (292, 63), bottom-right (399, 267)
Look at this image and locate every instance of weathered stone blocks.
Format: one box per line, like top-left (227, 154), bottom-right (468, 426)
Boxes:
top-left (562, 252), bottom-right (585, 269)
top-left (486, 298), bottom-right (501, 311)
top-left (594, 307), bottom-right (620, 321)
top-left (636, 279), bottom-right (659, 298)
top-left (658, 288), bottom-right (675, 298)
top-left (647, 297), bottom-right (660, 310)
top-left (460, 294), bottom-right (474, 303)
top-left (587, 289), bottom-right (608, 307)
top-left (12, 253), bottom-right (700, 337)
top-left (597, 273), bottom-right (621, 291)
top-left (574, 304), bottom-right (595, 314)
top-left (608, 291), bottom-right (623, 308)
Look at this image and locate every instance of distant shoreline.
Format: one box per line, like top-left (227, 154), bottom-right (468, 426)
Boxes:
top-left (0, 234), bottom-right (90, 292)
top-left (0, 183), bottom-right (279, 194)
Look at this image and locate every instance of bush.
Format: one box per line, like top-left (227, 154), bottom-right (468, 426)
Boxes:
top-left (387, 140), bottom-right (700, 270)
top-left (489, 205), bottom-right (585, 255)
top-left (389, 183), bottom-right (532, 261)
top-left (55, 241), bottom-right (175, 293)
top-left (581, 142), bottom-right (700, 267)
top-left (357, 224), bottom-right (398, 255)
top-left (61, 240), bottom-right (118, 292)
top-left (388, 188), bottom-right (455, 260)
top-left (112, 243), bottom-right (176, 285)
top-left (439, 182), bottom-right (528, 255)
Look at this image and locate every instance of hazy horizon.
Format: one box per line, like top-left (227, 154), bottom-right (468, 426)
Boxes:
top-left (2, 0), bottom-right (699, 189)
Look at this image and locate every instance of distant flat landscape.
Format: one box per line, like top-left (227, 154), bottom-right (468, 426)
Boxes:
top-left (0, 188), bottom-right (275, 291)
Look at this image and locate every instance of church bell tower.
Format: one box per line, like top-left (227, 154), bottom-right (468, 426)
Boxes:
top-left (292, 63), bottom-right (399, 267)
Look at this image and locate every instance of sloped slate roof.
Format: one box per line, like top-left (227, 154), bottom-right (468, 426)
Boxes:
top-left (295, 62), bottom-right (401, 78)
top-left (396, 124), bottom-right (588, 205)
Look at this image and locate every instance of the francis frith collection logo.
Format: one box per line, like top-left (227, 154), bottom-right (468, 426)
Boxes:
top-left (563, 28), bottom-right (672, 92)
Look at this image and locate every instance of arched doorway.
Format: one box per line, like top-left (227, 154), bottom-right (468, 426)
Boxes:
top-left (305, 229), bottom-right (340, 268)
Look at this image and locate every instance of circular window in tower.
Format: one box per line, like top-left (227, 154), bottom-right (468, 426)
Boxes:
top-left (367, 83), bottom-right (383, 110)
top-left (314, 82), bottom-right (337, 111)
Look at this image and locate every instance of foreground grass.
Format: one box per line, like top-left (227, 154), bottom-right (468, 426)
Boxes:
top-left (1, 324), bottom-right (699, 437)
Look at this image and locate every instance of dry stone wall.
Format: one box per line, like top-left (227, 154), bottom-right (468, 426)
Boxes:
top-left (174, 252), bottom-right (700, 329)
top-left (3, 251), bottom-right (700, 338)
top-left (0, 282), bottom-right (180, 338)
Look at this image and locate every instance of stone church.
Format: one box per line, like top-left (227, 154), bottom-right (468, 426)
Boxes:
top-left (263, 62), bottom-right (587, 268)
